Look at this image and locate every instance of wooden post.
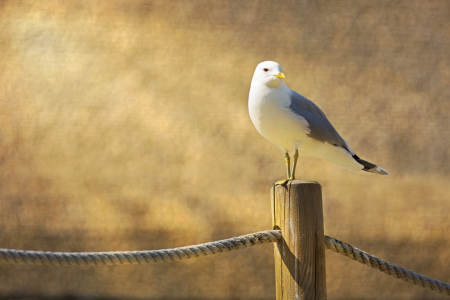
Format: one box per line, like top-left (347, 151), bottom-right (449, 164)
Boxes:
top-left (271, 180), bottom-right (326, 300)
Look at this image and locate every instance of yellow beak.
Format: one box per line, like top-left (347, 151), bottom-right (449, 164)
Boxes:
top-left (274, 72), bottom-right (285, 79)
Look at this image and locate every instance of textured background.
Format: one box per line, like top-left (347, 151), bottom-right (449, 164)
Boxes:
top-left (0, 1), bottom-right (449, 299)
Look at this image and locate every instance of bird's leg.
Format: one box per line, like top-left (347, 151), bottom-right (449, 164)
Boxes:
top-left (275, 153), bottom-right (291, 185)
top-left (290, 149), bottom-right (299, 180)
top-left (285, 152), bottom-right (291, 179)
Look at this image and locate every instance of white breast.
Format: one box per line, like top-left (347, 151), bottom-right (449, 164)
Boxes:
top-left (248, 83), bottom-right (310, 153)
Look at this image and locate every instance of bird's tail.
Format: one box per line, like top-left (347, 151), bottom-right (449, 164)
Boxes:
top-left (354, 156), bottom-right (389, 175)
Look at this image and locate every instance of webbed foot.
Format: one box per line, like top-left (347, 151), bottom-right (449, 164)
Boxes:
top-left (275, 179), bottom-right (290, 186)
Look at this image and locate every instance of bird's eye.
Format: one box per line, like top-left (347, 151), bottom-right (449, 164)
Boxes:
top-left (263, 68), bottom-right (269, 72)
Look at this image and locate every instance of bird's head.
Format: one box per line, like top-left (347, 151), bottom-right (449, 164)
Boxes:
top-left (251, 61), bottom-right (285, 88)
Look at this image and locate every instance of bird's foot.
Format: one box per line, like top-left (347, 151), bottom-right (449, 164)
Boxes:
top-left (275, 179), bottom-right (290, 186)
top-left (289, 176), bottom-right (295, 180)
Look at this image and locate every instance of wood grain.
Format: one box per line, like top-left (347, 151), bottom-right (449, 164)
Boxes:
top-left (271, 180), bottom-right (327, 300)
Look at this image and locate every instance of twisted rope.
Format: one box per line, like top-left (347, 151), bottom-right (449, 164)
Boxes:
top-left (324, 235), bottom-right (450, 297)
top-left (1, 230), bottom-right (449, 297)
top-left (0, 230), bottom-right (281, 266)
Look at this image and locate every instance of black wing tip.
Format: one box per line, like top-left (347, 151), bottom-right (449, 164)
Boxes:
top-left (354, 157), bottom-right (389, 175)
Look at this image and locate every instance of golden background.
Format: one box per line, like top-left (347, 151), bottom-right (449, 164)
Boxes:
top-left (0, 1), bottom-right (449, 299)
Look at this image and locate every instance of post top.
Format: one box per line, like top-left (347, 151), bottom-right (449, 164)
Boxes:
top-left (288, 180), bottom-right (320, 185)
top-left (271, 180), bottom-right (321, 191)
top-left (272, 180), bottom-right (320, 186)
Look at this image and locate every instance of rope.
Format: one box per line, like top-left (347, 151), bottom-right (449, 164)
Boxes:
top-left (1, 230), bottom-right (449, 297)
top-left (0, 230), bottom-right (281, 266)
top-left (324, 235), bottom-right (450, 297)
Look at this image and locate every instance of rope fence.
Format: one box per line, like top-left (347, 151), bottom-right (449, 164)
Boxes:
top-left (324, 235), bottom-right (450, 297)
top-left (1, 230), bottom-right (449, 297)
top-left (0, 230), bottom-right (281, 266)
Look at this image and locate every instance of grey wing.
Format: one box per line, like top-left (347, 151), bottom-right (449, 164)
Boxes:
top-left (289, 91), bottom-right (352, 152)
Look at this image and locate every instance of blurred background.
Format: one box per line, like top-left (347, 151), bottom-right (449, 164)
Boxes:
top-left (0, 1), bottom-right (449, 299)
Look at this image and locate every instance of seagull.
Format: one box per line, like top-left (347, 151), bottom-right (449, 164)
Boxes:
top-left (248, 61), bottom-right (388, 184)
